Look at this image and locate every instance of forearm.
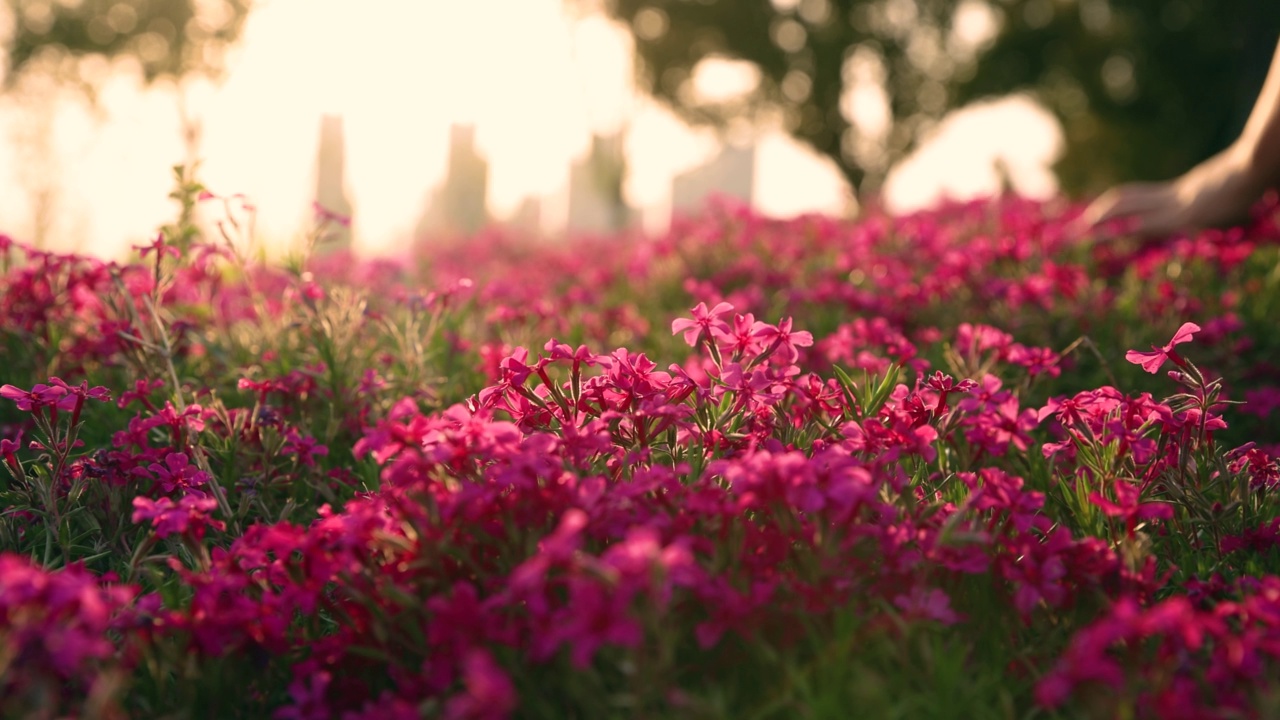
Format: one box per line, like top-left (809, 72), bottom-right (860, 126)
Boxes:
top-left (1237, 38), bottom-right (1280, 190)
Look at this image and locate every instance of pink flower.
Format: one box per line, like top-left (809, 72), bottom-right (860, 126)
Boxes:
top-left (47, 377), bottom-right (110, 403)
top-left (312, 201), bottom-right (352, 228)
top-left (0, 383), bottom-right (74, 412)
top-left (544, 338), bottom-right (597, 367)
top-left (276, 669), bottom-right (332, 720)
top-left (750, 316), bottom-right (814, 364)
top-left (282, 429), bottom-right (329, 467)
top-left (0, 554), bottom-right (136, 682)
top-left (199, 190), bottom-right (256, 211)
top-left (444, 649), bottom-right (517, 720)
top-left (147, 452), bottom-right (210, 493)
top-left (671, 302), bottom-right (733, 347)
top-left (539, 508), bottom-right (589, 561)
top-left (893, 586), bottom-right (960, 625)
top-left (712, 312), bottom-right (762, 356)
top-left (0, 431), bottom-right (23, 476)
top-left (955, 322), bottom-right (1013, 357)
top-left (542, 575), bottom-right (644, 668)
top-left (47, 377), bottom-right (110, 425)
top-left (1125, 322), bottom-right (1200, 374)
top-left (1089, 479), bottom-right (1173, 537)
top-left (133, 231), bottom-right (180, 260)
top-left (131, 495), bottom-right (224, 539)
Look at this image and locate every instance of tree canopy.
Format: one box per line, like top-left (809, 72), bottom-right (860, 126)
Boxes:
top-left (602, 0), bottom-right (1280, 196)
top-left (3, 0), bottom-right (253, 88)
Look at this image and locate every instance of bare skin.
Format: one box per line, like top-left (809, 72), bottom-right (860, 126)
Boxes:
top-left (1083, 37), bottom-right (1280, 237)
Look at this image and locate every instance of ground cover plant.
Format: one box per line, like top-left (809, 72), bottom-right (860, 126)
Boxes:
top-left (5, 174), bottom-right (1280, 719)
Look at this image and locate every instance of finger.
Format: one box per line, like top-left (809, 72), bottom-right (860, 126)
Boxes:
top-left (1072, 193), bottom-right (1133, 239)
top-left (1077, 185), bottom-right (1179, 241)
top-left (1081, 215), bottom-right (1140, 241)
top-left (1130, 205), bottom-right (1185, 237)
top-left (1083, 183), bottom-right (1172, 227)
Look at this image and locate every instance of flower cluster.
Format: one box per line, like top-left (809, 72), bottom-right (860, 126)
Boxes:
top-left (0, 192), bottom-right (1279, 717)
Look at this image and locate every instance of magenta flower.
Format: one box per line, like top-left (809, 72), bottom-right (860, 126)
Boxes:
top-left (671, 302), bottom-right (733, 347)
top-left (713, 312), bottom-right (762, 356)
top-left (750, 316), bottom-right (814, 364)
top-left (0, 554), bottom-right (136, 682)
top-left (147, 452), bottom-right (210, 493)
top-left (133, 231), bottom-right (180, 261)
top-left (0, 432), bottom-right (20, 457)
top-left (540, 508), bottom-right (589, 561)
top-left (199, 190), bottom-right (256, 211)
top-left (276, 669), bottom-right (333, 720)
top-left (0, 383), bottom-right (74, 412)
top-left (541, 575), bottom-right (645, 669)
top-left (131, 494), bottom-right (224, 539)
top-left (543, 338), bottom-right (597, 366)
top-left (47, 377), bottom-right (110, 403)
top-left (47, 377), bottom-right (110, 425)
top-left (0, 431), bottom-right (22, 474)
top-left (282, 429), bottom-right (329, 467)
top-left (1089, 479), bottom-right (1173, 537)
top-left (955, 322), bottom-right (1013, 357)
top-left (893, 586), bottom-right (960, 625)
top-left (312, 201), bottom-right (351, 228)
top-left (443, 649), bottom-right (517, 720)
top-left (1125, 322), bottom-right (1200, 374)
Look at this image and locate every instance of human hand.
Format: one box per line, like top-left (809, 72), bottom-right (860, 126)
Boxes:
top-left (1080, 145), bottom-right (1263, 238)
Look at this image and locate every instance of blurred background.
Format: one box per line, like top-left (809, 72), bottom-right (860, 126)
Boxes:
top-left (0, 0), bottom-right (1277, 258)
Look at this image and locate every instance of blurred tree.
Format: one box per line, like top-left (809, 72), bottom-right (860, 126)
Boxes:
top-left (598, 0), bottom-right (1280, 196)
top-left (1, 1), bottom-right (254, 249)
top-left (2, 0), bottom-right (253, 88)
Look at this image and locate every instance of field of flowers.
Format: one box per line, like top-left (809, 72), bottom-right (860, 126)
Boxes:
top-left (5, 175), bottom-right (1280, 719)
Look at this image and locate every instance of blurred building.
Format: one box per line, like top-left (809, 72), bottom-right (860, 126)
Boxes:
top-left (502, 196), bottom-right (543, 235)
top-left (565, 133), bottom-right (631, 234)
top-left (314, 114), bottom-right (355, 249)
top-left (672, 143), bottom-right (756, 215)
top-left (416, 124), bottom-right (490, 238)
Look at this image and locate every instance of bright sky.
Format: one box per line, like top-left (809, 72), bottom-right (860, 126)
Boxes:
top-left (0, 0), bottom-right (1062, 259)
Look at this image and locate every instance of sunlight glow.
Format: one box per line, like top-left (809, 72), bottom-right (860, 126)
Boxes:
top-left (883, 95), bottom-right (1063, 213)
top-left (0, 0), bottom-right (1063, 259)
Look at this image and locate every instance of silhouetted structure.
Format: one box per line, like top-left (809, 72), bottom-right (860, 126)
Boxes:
top-left (565, 133), bottom-right (631, 234)
top-left (502, 196), bottom-right (543, 235)
top-left (672, 143), bottom-right (756, 214)
top-left (314, 114), bottom-right (354, 249)
top-left (417, 124), bottom-right (490, 238)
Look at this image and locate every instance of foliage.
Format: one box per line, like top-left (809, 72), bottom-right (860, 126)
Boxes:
top-left (3, 0), bottom-right (253, 87)
top-left (599, 0), bottom-right (1280, 194)
top-left (4, 176), bottom-right (1280, 716)
top-left (955, 0), bottom-right (1280, 194)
